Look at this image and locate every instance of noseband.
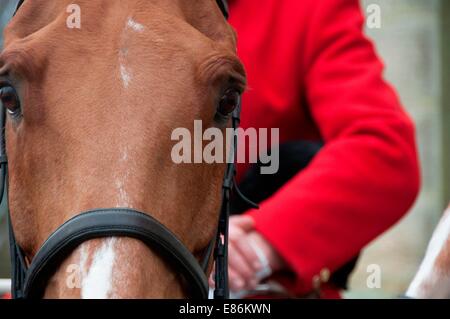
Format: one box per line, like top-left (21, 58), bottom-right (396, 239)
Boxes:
top-left (3, 0), bottom-right (257, 299)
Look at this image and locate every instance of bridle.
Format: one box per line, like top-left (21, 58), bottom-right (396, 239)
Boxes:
top-left (2, 0), bottom-right (256, 299)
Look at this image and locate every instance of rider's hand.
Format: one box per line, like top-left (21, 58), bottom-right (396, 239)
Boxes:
top-left (209, 215), bottom-right (285, 292)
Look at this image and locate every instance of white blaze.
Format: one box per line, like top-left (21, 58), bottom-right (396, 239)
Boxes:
top-left (119, 17), bottom-right (145, 89)
top-left (81, 238), bottom-right (117, 299)
top-left (126, 18), bottom-right (145, 32)
top-left (115, 148), bottom-right (130, 207)
top-left (120, 65), bottom-right (132, 89)
top-left (115, 178), bottom-right (130, 207)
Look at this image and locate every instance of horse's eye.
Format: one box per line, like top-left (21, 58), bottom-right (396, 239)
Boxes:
top-left (0, 85), bottom-right (21, 118)
top-left (218, 89), bottom-right (240, 116)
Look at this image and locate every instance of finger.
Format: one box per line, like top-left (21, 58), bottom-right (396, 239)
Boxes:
top-left (228, 267), bottom-right (246, 292)
top-left (233, 236), bottom-right (263, 271)
top-left (228, 223), bottom-right (246, 242)
top-left (230, 215), bottom-right (255, 232)
top-left (228, 241), bottom-right (257, 283)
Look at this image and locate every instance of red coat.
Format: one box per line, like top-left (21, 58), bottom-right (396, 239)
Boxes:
top-left (229, 0), bottom-right (420, 297)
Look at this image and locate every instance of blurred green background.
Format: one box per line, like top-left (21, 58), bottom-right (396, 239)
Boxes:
top-left (346, 0), bottom-right (450, 298)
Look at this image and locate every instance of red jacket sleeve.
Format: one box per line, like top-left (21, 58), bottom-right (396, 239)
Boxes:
top-left (247, 0), bottom-right (420, 295)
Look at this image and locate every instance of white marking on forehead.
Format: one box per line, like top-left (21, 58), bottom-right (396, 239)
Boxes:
top-left (115, 148), bottom-right (130, 207)
top-left (126, 18), bottom-right (145, 33)
top-left (81, 238), bottom-right (117, 299)
top-left (119, 64), bottom-right (132, 89)
top-left (121, 149), bottom-right (128, 161)
top-left (118, 17), bottom-right (143, 89)
top-left (79, 242), bottom-right (88, 276)
top-left (115, 179), bottom-right (130, 207)
top-left (407, 209), bottom-right (450, 298)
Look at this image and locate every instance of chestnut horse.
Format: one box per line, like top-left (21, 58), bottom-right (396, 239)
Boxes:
top-left (0, 0), bottom-right (245, 298)
top-left (406, 203), bottom-right (450, 298)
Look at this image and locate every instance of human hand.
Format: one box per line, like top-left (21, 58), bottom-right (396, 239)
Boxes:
top-left (209, 215), bottom-right (285, 292)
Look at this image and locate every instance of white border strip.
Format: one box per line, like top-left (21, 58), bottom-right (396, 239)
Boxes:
top-left (0, 279), bottom-right (11, 294)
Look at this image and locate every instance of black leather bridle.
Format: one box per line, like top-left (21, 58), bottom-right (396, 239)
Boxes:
top-left (3, 0), bottom-right (257, 299)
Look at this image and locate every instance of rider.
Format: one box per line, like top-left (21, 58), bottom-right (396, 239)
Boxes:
top-left (214, 0), bottom-right (420, 298)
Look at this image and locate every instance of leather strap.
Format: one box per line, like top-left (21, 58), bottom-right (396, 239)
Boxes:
top-left (216, 0), bottom-right (229, 19)
top-left (15, 0), bottom-right (24, 13)
top-left (22, 209), bottom-right (209, 299)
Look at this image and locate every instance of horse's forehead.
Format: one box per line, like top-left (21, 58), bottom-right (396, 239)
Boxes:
top-left (3, 0), bottom-right (234, 83)
top-left (6, 0), bottom-right (232, 43)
